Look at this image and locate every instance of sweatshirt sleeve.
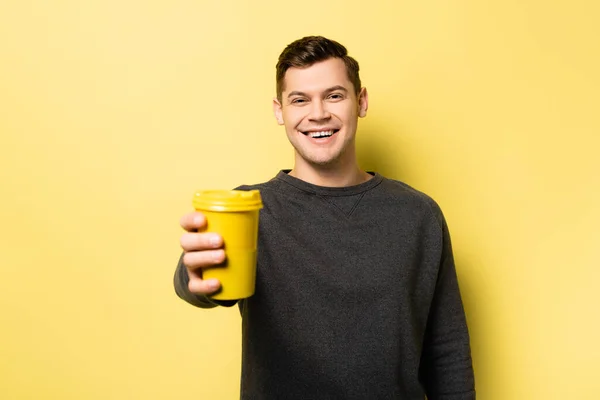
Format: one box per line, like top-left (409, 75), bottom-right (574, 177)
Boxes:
top-left (173, 253), bottom-right (238, 309)
top-left (419, 209), bottom-right (476, 400)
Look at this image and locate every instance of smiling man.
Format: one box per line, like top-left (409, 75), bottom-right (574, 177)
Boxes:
top-left (174, 36), bottom-right (476, 399)
top-left (273, 52), bottom-right (369, 186)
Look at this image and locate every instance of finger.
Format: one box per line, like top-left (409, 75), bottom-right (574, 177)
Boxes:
top-left (180, 232), bottom-right (223, 252)
top-left (180, 212), bottom-right (206, 232)
top-left (188, 275), bottom-right (221, 295)
top-left (182, 249), bottom-right (226, 270)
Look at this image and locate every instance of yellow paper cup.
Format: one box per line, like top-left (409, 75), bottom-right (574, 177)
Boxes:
top-left (192, 190), bottom-right (263, 300)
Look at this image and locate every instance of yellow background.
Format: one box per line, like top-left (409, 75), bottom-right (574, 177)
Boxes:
top-left (1, 0), bottom-right (598, 399)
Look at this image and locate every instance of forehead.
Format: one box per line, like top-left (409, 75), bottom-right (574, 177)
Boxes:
top-left (282, 58), bottom-right (352, 94)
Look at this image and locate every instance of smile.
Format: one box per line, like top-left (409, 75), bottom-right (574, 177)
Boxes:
top-left (301, 129), bottom-right (339, 138)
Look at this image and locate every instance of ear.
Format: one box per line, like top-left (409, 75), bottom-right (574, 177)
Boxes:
top-left (358, 87), bottom-right (369, 118)
top-left (273, 98), bottom-right (284, 125)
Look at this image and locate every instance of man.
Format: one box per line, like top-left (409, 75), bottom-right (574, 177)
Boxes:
top-left (175, 36), bottom-right (475, 399)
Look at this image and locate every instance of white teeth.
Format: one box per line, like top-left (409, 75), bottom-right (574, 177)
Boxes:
top-left (308, 130), bottom-right (334, 138)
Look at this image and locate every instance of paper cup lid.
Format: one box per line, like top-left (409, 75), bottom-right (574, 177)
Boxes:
top-left (192, 190), bottom-right (263, 212)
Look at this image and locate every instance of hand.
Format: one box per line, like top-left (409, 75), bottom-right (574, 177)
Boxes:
top-left (179, 211), bottom-right (225, 295)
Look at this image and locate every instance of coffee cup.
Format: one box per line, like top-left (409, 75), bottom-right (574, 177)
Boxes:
top-left (192, 190), bottom-right (263, 300)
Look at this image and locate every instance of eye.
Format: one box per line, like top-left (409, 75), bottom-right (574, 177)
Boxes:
top-left (291, 98), bottom-right (308, 105)
top-left (327, 93), bottom-right (344, 101)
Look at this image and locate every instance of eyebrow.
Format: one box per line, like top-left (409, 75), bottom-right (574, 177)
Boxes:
top-left (287, 85), bottom-right (348, 99)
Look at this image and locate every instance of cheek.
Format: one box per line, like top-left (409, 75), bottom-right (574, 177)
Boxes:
top-left (331, 103), bottom-right (356, 120)
top-left (282, 116), bottom-right (300, 134)
top-left (283, 110), bottom-right (306, 129)
top-left (284, 123), bottom-right (297, 136)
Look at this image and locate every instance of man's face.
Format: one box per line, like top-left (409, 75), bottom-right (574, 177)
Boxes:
top-left (273, 58), bottom-right (368, 170)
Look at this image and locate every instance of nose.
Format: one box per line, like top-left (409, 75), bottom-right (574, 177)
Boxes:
top-left (308, 100), bottom-right (331, 121)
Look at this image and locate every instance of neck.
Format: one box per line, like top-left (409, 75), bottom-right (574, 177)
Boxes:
top-left (289, 159), bottom-right (372, 188)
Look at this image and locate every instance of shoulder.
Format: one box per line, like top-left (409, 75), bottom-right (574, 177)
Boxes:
top-left (234, 176), bottom-right (284, 194)
top-left (376, 175), bottom-right (446, 229)
top-left (233, 175), bottom-right (293, 206)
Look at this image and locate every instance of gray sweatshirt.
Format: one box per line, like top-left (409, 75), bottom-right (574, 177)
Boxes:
top-left (174, 170), bottom-right (475, 400)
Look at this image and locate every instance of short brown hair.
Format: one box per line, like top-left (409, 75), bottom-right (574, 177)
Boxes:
top-left (275, 36), bottom-right (361, 102)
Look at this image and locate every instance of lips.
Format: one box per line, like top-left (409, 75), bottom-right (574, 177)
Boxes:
top-left (300, 129), bottom-right (340, 138)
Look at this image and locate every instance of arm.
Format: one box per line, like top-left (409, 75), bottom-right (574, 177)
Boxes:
top-left (420, 213), bottom-right (476, 400)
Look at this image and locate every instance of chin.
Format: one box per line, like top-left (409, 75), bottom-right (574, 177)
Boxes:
top-left (307, 156), bottom-right (341, 167)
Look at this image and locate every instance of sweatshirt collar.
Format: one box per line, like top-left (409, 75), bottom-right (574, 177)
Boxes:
top-left (275, 170), bottom-right (383, 197)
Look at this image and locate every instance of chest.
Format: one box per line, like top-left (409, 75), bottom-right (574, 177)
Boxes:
top-left (254, 201), bottom-right (442, 298)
